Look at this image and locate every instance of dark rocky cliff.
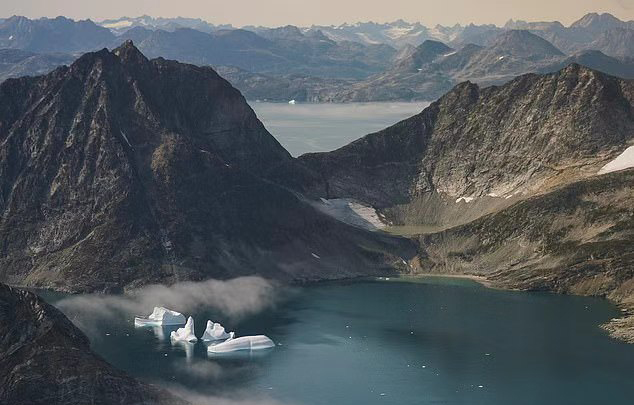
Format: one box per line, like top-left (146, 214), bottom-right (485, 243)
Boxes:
top-left (0, 283), bottom-right (189, 404)
top-left (0, 41), bottom-right (414, 292)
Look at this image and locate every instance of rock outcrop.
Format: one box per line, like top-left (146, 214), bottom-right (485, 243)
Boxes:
top-left (0, 283), bottom-right (189, 404)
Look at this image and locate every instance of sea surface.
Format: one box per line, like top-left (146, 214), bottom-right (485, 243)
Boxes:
top-left (250, 102), bottom-right (430, 156)
top-left (42, 277), bottom-right (634, 405)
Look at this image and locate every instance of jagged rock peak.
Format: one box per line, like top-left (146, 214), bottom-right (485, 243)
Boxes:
top-left (113, 39), bottom-right (149, 65)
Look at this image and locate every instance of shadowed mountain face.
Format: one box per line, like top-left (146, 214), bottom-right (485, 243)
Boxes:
top-left (0, 283), bottom-right (189, 404)
top-left (0, 41), bottom-right (414, 292)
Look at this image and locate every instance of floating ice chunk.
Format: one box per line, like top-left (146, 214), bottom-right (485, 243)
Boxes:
top-left (170, 316), bottom-right (198, 342)
top-left (207, 335), bottom-right (275, 353)
top-left (201, 320), bottom-right (232, 341)
top-left (598, 146), bottom-right (634, 174)
top-left (134, 306), bottom-right (186, 326)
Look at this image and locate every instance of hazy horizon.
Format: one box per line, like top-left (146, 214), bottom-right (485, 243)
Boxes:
top-left (1, 0), bottom-right (633, 28)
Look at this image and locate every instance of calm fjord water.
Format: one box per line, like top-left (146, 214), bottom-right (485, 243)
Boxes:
top-left (45, 278), bottom-right (634, 405)
top-left (250, 102), bottom-right (430, 156)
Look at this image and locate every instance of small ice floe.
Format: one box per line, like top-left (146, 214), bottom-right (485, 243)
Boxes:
top-left (201, 320), bottom-right (232, 341)
top-left (170, 316), bottom-right (198, 342)
top-left (135, 306), bottom-right (186, 327)
top-left (598, 146), bottom-right (634, 174)
top-left (311, 252), bottom-right (321, 259)
top-left (207, 335), bottom-right (275, 353)
top-left (288, 99), bottom-right (296, 105)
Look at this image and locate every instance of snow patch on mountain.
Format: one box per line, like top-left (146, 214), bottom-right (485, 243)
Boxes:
top-left (598, 145), bottom-right (634, 174)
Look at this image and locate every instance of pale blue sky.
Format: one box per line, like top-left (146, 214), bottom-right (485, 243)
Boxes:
top-left (1, 0), bottom-right (632, 27)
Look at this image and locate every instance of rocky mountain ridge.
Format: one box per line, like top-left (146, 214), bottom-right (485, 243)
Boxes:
top-left (0, 282), bottom-right (189, 404)
top-left (0, 41), bottom-right (414, 292)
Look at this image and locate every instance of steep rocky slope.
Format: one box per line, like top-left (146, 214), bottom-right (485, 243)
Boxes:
top-left (299, 64), bottom-right (634, 228)
top-left (0, 283), bottom-right (189, 404)
top-left (0, 41), bottom-right (414, 292)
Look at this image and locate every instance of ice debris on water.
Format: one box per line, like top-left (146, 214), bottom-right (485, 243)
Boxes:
top-left (201, 320), bottom-right (232, 341)
top-left (170, 316), bottom-right (198, 342)
top-left (135, 306), bottom-right (186, 326)
top-left (207, 335), bottom-right (275, 353)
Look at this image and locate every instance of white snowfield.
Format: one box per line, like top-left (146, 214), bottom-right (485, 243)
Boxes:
top-left (208, 335), bottom-right (275, 353)
top-left (598, 146), bottom-right (634, 174)
top-left (134, 306), bottom-right (186, 326)
top-left (201, 320), bottom-right (232, 341)
top-left (315, 198), bottom-right (386, 231)
top-left (170, 316), bottom-right (198, 342)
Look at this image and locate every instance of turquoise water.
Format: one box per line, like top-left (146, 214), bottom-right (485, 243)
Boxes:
top-left (250, 102), bottom-right (429, 156)
top-left (42, 278), bottom-right (634, 405)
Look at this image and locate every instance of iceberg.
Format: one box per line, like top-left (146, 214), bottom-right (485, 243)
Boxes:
top-left (207, 335), bottom-right (275, 353)
top-left (170, 316), bottom-right (198, 342)
top-left (134, 306), bottom-right (186, 326)
top-left (201, 320), bottom-right (232, 341)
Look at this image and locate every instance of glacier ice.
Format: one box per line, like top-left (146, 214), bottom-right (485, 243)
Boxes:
top-left (207, 335), bottom-right (275, 353)
top-left (134, 306), bottom-right (186, 326)
top-left (170, 316), bottom-right (198, 342)
top-left (201, 320), bottom-right (232, 341)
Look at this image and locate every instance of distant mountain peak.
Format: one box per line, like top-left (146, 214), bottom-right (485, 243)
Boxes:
top-left (489, 29), bottom-right (564, 57)
top-left (570, 12), bottom-right (631, 31)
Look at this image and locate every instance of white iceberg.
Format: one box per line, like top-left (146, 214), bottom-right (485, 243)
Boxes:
top-left (134, 306), bottom-right (186, 326)
top-left (170, 316), bottom-right (198, 342)
top-left (207, 335), bottom-right (275, 353)
top-left (201, 320), bottom-right (232, 341)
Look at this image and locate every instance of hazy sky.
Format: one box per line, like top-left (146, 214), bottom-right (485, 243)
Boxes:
top-left (1, 0), bottom-right (633, 27)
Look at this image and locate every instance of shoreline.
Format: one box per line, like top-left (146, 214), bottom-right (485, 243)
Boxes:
top-left (399, 272), bottom-right (497, 288)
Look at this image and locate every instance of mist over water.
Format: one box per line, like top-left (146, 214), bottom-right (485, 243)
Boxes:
top-left (56, 277), bottom-right (282, 334)
top-left (251, 102), bottom-right (429, 156)
top-left (42, 278), bottom-right (634, 405)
